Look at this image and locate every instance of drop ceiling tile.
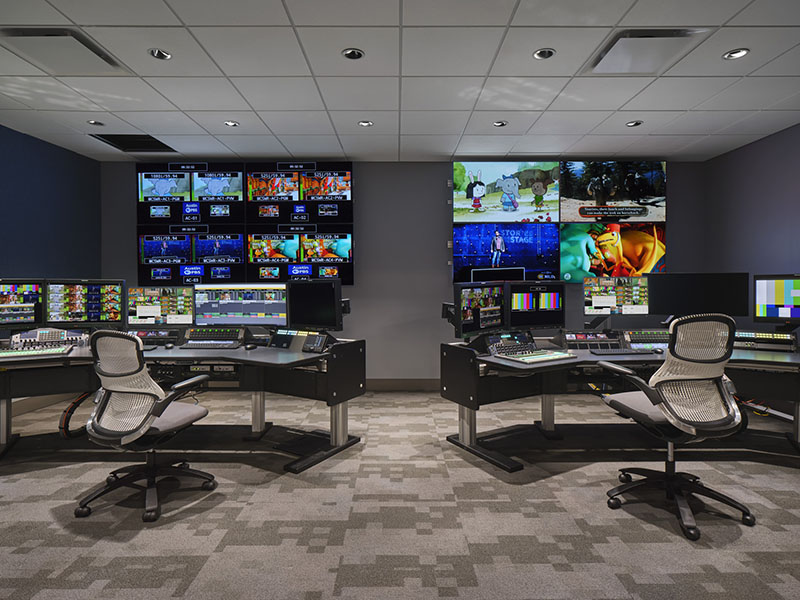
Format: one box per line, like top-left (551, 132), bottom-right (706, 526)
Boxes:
top-left (114, 111), bottom-right (207, 134)
top-left (729, 0), bottom-right (800, 25)
top-left (0, 109), bottom-right (83, 136)
top-left (186, 111), bottom-right (271, 134)
top-left (0, 47), bottom-right (45, 76)
top-left (477, 77), bottom-right (569, 110)
top-left (145, 77), bottom-right (249, 111)
top-left (278, 135), bottom-right (343, 156)
top-left (491, 28), bottom-right (611, 77)
top-left (400, 111), bottom-right (470, 134)
top-left (403, 0), bottom-right (516, 25)
top-left (216, 134), bottom-right (288, 156)
top-left (718, 110), bottom-right (800, 135)
top-left (59, 77), bottom-right (175, 111)
top-left (285, 0), bottom-right (399, 25)
top-left (623, 77), bottom-right (739, 110)
top-left (128, 152), bottom-right (184, 161)
top-left (456, 135), bottom-right (521, 154)
top-left (465, 111), bottom-right (541, 134)
top-left (297, 28), bottom-right (399, 76)
top-left (48, 0), bottom-right (181, 26)
top-left (329, 111), bottom-right (398, 135)
top-left (652, 111), bottom-right (752, 134)
top-left (666, 28), bottom-right (800, 76)
top-left (339, 135), bottom-right (398, 160)
top-left (84, 28), bottom-right (221, 77)
top-left (528, 110), bottom-right (611, 134)
top-left (402, 28), bottom-right (504, 76)
top-left (550, 78), bottom-right (653, 110)
top-left (154, 134), bottom-right (235, 156)
top-left (513, 0), bottom-right (635, 26)
top-left (752, 46), bottom-right (800, 76)
top-left (257, 111), bottom-right (334, 135)
top-left (697, 77), bottom-right (800, 110)
top-left (0, 77), bottom-right (101, 110)
top-left (400, 135), bottom-right (460, 160)
top-left (166, 0), bottom-right (290, 25)
top-left (511, 134), bottom-right (582, 153)
top-left (39, 111), bottom-right (143, 134)
top-left (619, 0), bottom-right (750, 26)
top-left (317, 77), bottom-right (399, 110)
top-left (402, 77), bottom-right (483, 110)
top-left (191, 28), bottom-right (309, 77)
top-left (567, 135), bottom-right (644, 154)
top-left (36, 134), bottom-right (131, 160)
top-left (1, 0), bottom-right (71, 24)
top-left (623, 134), bottom-right (703, 155)
top-left (232, 78), bottom-right (324, 110)
top-left (590, 111), bottom-right (683, 134)
top-left (678, 134), bottom-right (763, 158)
top-left (0, 94), bottom-right (30, 109)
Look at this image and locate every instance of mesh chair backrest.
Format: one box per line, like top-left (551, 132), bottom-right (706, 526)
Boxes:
top-left (89, 331), bottom-right (165, 438)
top-left (649, 314), bottom-right (737, 428)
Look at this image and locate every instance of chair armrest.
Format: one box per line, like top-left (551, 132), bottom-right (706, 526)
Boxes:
top-left (597, 360), bottom-right (663, 406)
top-left (170, 374), bottom-right (210, 393)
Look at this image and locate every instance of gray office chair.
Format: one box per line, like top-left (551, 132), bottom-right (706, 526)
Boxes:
top-left (598, 313), bottom-right (755, 541)
top-left (74, 330), bottom-right (216, 522)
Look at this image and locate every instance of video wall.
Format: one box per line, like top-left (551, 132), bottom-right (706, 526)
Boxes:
top-left (452, 160), bottom-right (667, 283)
top-left (136, 161), bottom-right (353, 285)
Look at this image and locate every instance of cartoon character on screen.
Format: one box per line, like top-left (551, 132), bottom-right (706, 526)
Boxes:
top-left (594, 223), bottom-right (665, 276)
top-left (466, 171), bottom-right (486, 212)
top-left (200, 177), bottom-right (229, 197)
top-left (490, 230), bottom-right (506, 268)
top-left (530, 179), bottom-right (551, 212)
top-left (153, 178), bottom-right (177, 197)
top-left (496, 175), bottom-right (521, 211)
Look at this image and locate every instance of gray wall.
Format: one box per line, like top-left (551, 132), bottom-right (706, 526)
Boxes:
top-left (0, 125), bottom-right (101, 278)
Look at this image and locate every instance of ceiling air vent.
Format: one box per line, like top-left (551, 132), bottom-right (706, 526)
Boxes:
top-left (587, 29), bottom-right (708, 75)
top-left (89, 134), bottom-right (177, 153)
top-left (0, 28), bottom-right (129, 76)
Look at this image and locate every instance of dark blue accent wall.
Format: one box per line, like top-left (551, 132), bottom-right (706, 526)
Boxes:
top-left (0, 125), bottom-right (101, 278)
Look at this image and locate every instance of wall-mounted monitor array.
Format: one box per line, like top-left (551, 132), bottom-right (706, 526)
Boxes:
top-left (584, 276), bottom-right (648, 315)
top-left (453, 280), bottom-right (565, 338)
top-left (754, 274), bottom-right (800, 324)
top-left (137, 161), bottom-right (353, 286)
top-left (452, 160), bottom-right (667, 283)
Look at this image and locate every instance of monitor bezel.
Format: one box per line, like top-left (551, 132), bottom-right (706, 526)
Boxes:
top-left (0, 278), bottom-right (47, 331)
top-left (287, 278), bottom-right (343, 332)
top-left (126, 285), bottom-right (195, 329)
top-left (508, 280), bottom-right (567, 331)
top-left (753, 273), bottom-right (800, 324)
top-left (44, 279), bottom-right (126, 328)
top-left (453, 281), bottom-right (508, 339)
top-left (193, 282), bottom-right (288, 328)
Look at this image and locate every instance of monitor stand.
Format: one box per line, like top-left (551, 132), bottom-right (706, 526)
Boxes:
top-left (584, 316), bottom-right (609, 330)
top-left (774, 323), bottom-right (799, 334)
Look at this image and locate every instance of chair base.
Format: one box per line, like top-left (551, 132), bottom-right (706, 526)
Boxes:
top-left (606, 463), bottom-right (755, 541)
top-left (74, 451), bottom-right (216, 522)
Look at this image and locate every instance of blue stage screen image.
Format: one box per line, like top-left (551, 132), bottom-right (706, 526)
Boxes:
top-left (194, 234), bottom-right (244, 264)
top-left (139, 235), bottom-right (192, 265)
top-left (453, 223), bottom-right (560, 282)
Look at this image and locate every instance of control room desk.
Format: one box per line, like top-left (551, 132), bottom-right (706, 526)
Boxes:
top-left (0, 340), bottom-right (366, 473)
top-left (440, 344), bottom-right (800, 472)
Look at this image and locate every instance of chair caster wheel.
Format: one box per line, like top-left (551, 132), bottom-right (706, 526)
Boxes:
top-left (106, 475), bottom-right (118, 485)
top-left (142, 509), bottom-right (160, 523)
top-left (618, 472), bottom-right (632, 483)
top-left (742, 513), bottom-right (756, 527)
top-left (607, 497), bottom-right (622, 509)
top-left (201, 479), bottom-right (218, 491)
top-left (74, 506), bottom-right (91, 518)
top-left (682, 526), bottom-right (701, 541)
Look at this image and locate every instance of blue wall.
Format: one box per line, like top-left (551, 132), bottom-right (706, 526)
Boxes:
top-left (0, 125), bottom-right (101, 278)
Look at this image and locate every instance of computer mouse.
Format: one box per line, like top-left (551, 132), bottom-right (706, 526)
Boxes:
top-left (244, 343), bottom-right (258, 351)
top-left (653, 348), bottom-right (664, 354)
top-left (165, 343), bottom-right (175, 349)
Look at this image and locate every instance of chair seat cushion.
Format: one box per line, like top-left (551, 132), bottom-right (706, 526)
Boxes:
top-left (602, 391), bottom-right (668, 426)
top-left (148, 401), bottom-right (209, 434)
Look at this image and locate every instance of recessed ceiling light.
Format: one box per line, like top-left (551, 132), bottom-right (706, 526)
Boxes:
top-left (357, 120), bottom-right (374, 127)
top-left (722, 47), bottom-right (749, 60)
top-left (625, 120), bottom-right (644, 128)
top-left (492, 120), bottom-right (509, 128)
top-left (532, 48), bottom-right (556, 60)
top-left (224, 120), bottom-right (240, 127)
top-left (148, 47), bottom-right (172, 60)
top-left (86, 119), bottom-right (104, 126)
top-left (342, 47), bottom-right (365, 60)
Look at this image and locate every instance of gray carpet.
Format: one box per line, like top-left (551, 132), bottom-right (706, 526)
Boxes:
top-left (1, 392), bottom-right (799, 600)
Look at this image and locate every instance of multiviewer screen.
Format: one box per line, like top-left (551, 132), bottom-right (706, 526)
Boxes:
top-left (128, 287), bottom-right (194, 326)
top-left (194, 284), bottom-right (287, 327)
top-left (0, 282), bottom-right (43, 327)
top-left (458, 283), bottom-right (505, 337)
top-left (584, 277), bottom-right (648, 315)
top-left (47, 282), bottom-right (123, 324)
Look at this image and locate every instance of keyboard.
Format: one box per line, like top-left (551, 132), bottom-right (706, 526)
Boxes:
top-left (494, 349), bottom-right (576, 364)
top-left (0, 345), bottom-right (74, 358)
top-left (180, 340), bottom-right (241, 350)
top-left (590, 348), bottom-right (657, 355)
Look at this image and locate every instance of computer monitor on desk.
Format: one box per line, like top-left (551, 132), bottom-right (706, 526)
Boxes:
top-left (46, 280), bottom-right (125, 328)
top-left (754, 274), bottom-right (800, 331)
top-left (194, 283), bottom-right (288, 328)
top-left (127, 286), bottom-right (195, 327)
top-left (287, 279), bottom-right (342, 331)
top-left (508, 281), bottom-right (565, 330)
top-left (584, 277), bottom-right (648, 316)
top-left (647, 273), bottom-right (749, 317)
top-left (0, 279), bottom-right (45, 330)
top-left (454, 282), bottom-right (506, 339)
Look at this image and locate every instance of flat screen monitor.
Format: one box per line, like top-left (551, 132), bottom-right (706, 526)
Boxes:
top-left (470, 266), bottom-right (525, 282)
top-left (0, 279), bottom-right (45, 330)
top-left (647, 273), bottom-right (749, 317)
top-left (754, 274), bottom-right (800, 324)
top-left (127, 286), bottom-right (194, 327)
top-left (584, 276), bottom-right (648, 315)
top-left (287, 279), bottom-right (343, 331)
top-left (194, 283), bottom-right (288, 327)
top-left (454, 282), bottom-right (506, 338)
top-left (46, 280), bottom-right (125, 326)
top-left (509, 281), bottom-right (566, 330)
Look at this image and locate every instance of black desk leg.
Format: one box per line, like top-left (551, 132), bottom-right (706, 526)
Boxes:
top-left (243, 391), bottom-right (274, 442)
top-left (446, 405), bottom-right (524, 473)
top-left (535, 394), bottom-right (563, 440)
top-left (787, 400), bottom-right (800, 454)
top-left (0, 398), bottom-right (20, 459)
top-left (281, 401), bottom-right (360, 474)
